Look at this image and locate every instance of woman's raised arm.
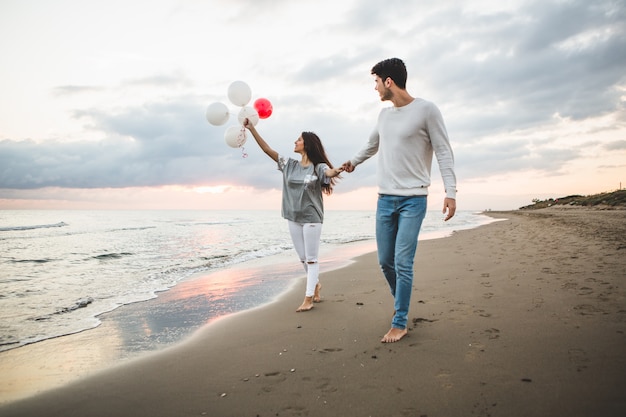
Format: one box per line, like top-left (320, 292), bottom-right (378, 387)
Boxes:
top-left (243, 119), bottom-right (279, 162)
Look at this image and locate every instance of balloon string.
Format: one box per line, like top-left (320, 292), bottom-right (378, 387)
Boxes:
top-left (238, 126), bottom-right (248, 158)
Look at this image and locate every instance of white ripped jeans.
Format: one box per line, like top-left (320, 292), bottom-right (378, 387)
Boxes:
top-left (287, 220), bottom-right (322, 297)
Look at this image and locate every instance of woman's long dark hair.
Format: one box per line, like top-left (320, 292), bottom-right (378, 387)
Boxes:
top-left (301, 131), bottom-right (339, 195)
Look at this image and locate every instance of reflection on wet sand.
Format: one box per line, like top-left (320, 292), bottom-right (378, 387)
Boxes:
top-left (0, 319), bottom-right (123, 403)
top-left (0, 241), bottom-right (375, 404)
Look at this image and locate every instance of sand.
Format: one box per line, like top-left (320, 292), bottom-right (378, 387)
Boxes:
top-left (1, 207), bottom-right (625, 417)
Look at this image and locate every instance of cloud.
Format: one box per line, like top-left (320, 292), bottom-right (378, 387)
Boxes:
top-left (605, 139), bottom-right (626, 151)
top-left (123, 73), bottom-right (194, 89)
top-left (415, 0), bottom-right (626, 133)
top-left (52, 85), bottom-right (105, 96)
top-left (0, 93), bottom-right (369, 191)
top-left (1, 0), bottom-right (625, 204)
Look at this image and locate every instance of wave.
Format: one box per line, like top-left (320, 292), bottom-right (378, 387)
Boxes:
top-left (323, 236), bottom-right (374, 245)
top-left (175, 219), bottom-right (251, 227)
top-left (11, 258), bottom-right (55, 264)
top-left (0, 221), bottom-right (68, 232)
top-left (32, 297), bottom-right (95, 322)
top-left (105, 226), bottom-right (156, 233)
top-left (92, 252), bottom-right (133, 260)
top-left (0, 297), bottom-right (98, 351)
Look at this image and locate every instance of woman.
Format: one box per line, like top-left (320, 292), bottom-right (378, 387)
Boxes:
top-left (243, 118), bottom-right (343, 312)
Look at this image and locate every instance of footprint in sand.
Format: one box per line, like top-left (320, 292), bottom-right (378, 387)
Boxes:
top-left (573, 304), bottom-right (606, 315)
top-left (399, 408), bottom-right (419, 417)
top-left (412, 317), bottom-right (437, 324)
top-left (281, 404), bottom-right (308, 415)
top-left (529, 297), bottom-right (544, 310)
top-left (568, 348), bottom-right (590, 372)
top-left (260, 371), bottom-right (287, 393)
top-left (562, 281), bottom-right (578, 290)
top-left (319, 347), bottom-right (343, 353)
top-left (316, 377), bottom-right (338, 393)
top-left (436, 369), bottom-right (454, 389)
top-left (466, 342), bottom-right (485, 361)
top-left (483, 328), bottom-right (500, 339)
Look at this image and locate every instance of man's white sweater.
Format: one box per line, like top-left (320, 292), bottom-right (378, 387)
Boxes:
top-left (350, 98), bottom-right (457, 199)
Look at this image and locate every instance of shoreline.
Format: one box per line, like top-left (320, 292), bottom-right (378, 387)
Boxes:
top-left (0, 214), bottom-right (490, 405)
top-left (0, 209), bottom-right (484, 356)
top-left (0, 238), bottom-right (378, 405)
top-left (2, 207), bottom-right (625, 416)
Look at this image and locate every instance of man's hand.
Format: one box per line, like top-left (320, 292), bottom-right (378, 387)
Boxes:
top-left (443, 197), bottom-right (456, 221)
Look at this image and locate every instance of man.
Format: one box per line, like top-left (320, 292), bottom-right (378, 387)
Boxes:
top-left (342, 58), bottom-right (457, 343)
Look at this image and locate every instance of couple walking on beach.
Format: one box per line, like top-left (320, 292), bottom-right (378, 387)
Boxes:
top-left (243, 57), bottom-right (457, 343)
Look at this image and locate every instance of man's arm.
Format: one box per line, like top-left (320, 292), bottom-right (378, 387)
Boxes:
top-left (427, 103), bottom-right (457, 220)
top-left (342, 128), bottom-right (380, 173)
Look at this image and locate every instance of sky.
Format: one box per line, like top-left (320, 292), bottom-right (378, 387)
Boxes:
top-left (0, 0), bottom-right (625, 211)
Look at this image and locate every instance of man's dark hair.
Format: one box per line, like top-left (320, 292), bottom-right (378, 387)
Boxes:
top-left (371, 58), bottom-right (407, 89)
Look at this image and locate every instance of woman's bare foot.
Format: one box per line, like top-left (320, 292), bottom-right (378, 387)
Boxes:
top-left (296, 296), bottom-right (314, 312)
top-left (313, 283), bottom-right (322, 303)
top-left (381, 327), bottom-right (407, 343)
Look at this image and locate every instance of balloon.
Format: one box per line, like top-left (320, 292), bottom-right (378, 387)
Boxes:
top-left (227, 81), bottom-right (252, 107)
top-left (237, 106), bottom-right (259, 126)
top-left (205, 102), bottom-right (229, 126)
top-left (253, 98), bottom-right (273, 119)
top-left (224, 125), bottom-right (246, 148)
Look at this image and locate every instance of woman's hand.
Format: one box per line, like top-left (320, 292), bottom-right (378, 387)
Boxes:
top-left (326, 166), bottom-right (344, 178)
top-left (243, 118), bottom-right (256, 131)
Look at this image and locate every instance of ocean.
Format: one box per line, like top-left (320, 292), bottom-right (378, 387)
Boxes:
top-left (0, 209), bottom-right (493, 355)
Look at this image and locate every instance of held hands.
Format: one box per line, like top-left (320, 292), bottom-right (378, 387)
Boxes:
top-left (341, 161), bottom-right (355, 173)
top-left (326, 166), bottom-right (345, 178)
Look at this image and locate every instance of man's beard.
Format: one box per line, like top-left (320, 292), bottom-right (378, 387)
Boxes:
top-left (380, 86), bottom-right (393, 101)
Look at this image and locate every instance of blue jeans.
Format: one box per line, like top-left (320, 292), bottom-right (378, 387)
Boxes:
top-left (376, 194), bottom-right (427, 329)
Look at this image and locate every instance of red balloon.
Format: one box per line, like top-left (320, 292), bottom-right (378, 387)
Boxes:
top-left (253, 98), bottom-right (273, 119)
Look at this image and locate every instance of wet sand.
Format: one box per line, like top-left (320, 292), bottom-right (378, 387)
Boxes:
top-left (1, 207), bottom-right (625, 417)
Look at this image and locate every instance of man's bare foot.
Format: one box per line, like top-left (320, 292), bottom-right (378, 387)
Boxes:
top-left (313, 283), bottom-right (322, 303)
top-left (381, 327), bottom-right (408, 343)
top-left (296, 296), bottom-right (314, 312)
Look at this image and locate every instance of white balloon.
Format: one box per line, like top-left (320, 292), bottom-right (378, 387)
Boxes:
top-left (205, 102), bottom-right (230, 126)
top-left (237, 106), bottom-right (259, 126)
top-left (224, 125), bottom-right (246, 148)
top-left (227, 81), bottom-right (252, 107)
